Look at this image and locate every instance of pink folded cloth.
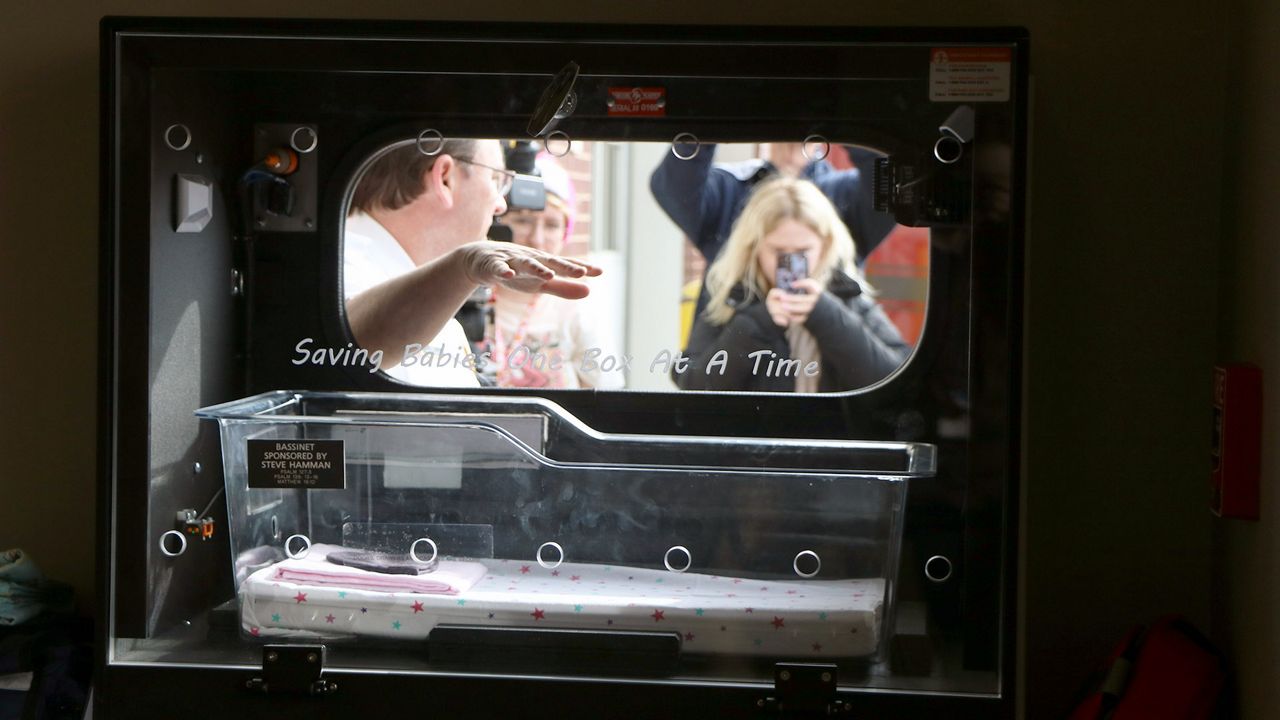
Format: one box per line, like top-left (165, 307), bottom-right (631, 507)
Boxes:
top-left (271, 544), bottom-right (486, 595)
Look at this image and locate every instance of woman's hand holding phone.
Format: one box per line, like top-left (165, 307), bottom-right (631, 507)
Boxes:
top-left (765, 278), bottom-right (821, 327)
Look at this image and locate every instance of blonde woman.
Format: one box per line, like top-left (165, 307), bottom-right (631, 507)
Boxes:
top-left (678, 178), bottom-right (908, 392)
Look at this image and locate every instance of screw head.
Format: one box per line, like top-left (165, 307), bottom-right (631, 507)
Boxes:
top-left (821, 671), bottom-right (832, 683)
top-left (307, 653), bottom-right (318, 663)
top-left (779, 670), bottom-right (791, 681)
top-left (304, 218), bottom-right (314, 229)
top-left (192, 462), bottom-right (202, 474)
top-left (266, 651), bottom-right (278, 662)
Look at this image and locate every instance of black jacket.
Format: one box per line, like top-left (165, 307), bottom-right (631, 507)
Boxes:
top-left (676, 271), bottom-right (909, 392)
top-left (649, 145), bottom-right (899, 320)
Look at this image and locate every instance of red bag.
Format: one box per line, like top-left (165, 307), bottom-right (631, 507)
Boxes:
top-left (1067, 616), bottom-right (1227, 720)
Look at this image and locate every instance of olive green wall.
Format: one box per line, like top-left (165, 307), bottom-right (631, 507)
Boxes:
top-left (0, 1), bottom-right (1232, 716)
top-left (1214, 0), bottom-right (1280, 717)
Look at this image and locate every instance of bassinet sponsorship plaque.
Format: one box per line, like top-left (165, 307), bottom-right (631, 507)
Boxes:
top-left (248, 440), bottom-right (346, 489)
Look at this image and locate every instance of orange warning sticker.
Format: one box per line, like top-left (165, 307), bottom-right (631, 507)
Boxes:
top-left (930, 47), bottom-right (1012, 102)
top-left (608, 87), bottom-right (666, 117)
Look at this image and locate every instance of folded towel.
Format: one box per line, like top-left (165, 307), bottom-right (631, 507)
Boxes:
top-left (0, 549), bottom-right (45, 626)
top-left (271, 544), bottom-right (486, 595)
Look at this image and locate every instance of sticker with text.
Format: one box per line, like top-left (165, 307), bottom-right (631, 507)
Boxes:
top-left (608, 87), bottom-right (666, 117)
top-left (248, 439), bottom-right (345, 489)
top-left (929, 48), bottom-right (1012, 102)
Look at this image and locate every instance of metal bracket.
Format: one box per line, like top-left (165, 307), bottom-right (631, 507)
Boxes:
top-left (244, 644), bottom-right (336, 696)
top-left (756, 663), bottom-right (851, 717)
top-left (251, 123), bottom-right (317, 233)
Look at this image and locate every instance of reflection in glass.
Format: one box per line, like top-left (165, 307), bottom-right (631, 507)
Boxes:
top-left (344, 138), bottom-right (510, 388)
top-left (487, 147), bottom-right (620, 389)
top-left (677, 178), bottom-right (908, 392)
top-left (342, 140), bottom-right (927, 392)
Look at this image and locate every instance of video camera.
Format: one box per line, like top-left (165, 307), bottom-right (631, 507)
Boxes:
top-left (486, 140), bottom-right (548, 242)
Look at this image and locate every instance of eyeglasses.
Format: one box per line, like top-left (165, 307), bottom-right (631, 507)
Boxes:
top-left (457, 158), bottom-right (516, 196)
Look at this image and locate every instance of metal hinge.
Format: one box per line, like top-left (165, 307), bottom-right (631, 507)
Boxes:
top-left (756, 663), bottom-right (852, 717)
top-left (244, 644), bottom-right (336, 696)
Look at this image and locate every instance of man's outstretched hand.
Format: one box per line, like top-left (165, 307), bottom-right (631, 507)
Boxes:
top-left (454, 240), bottom-right (602, 299)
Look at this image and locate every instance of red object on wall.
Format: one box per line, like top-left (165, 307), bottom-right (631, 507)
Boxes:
top-left (1211, 363), bottom-right (1263, 520)
top-left (830, 143), bottom-right (929, 346)
top-left (863, 227), bottom-right (929, 347)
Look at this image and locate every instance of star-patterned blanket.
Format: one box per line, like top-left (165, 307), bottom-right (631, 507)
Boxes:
top-left (242, 557), bottom-right (885, 657)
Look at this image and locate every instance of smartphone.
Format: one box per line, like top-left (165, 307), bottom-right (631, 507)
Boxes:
top-left (776, 252), bottom-right (809, 294)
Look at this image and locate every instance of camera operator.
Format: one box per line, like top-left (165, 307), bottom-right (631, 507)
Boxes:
top-left (650, 141), bottom-right (897, 322)
top-left (678, 178), bottom-right (906, 392)
top-left (485, 147), bottom-right (623, 389)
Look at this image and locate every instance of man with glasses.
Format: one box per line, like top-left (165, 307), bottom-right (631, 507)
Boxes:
top-left (345, 138), bottom-right (599, 387)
